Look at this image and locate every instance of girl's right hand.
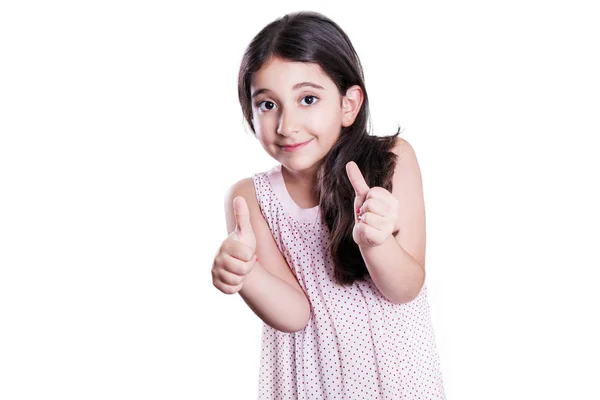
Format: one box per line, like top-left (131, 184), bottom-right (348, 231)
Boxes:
top-left (212, 196), bottom-right (258, 295)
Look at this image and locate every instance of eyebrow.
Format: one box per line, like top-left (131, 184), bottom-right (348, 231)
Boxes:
top-left (251, 82), bottom-right (325, 98)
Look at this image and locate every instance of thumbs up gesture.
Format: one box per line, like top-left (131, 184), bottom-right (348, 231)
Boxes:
top-left (231, 196), bottom-right (257, 251)
top-left (211, 196), bottom-right (258, 295)
top-left (346, 161), bottom-right (399, 248)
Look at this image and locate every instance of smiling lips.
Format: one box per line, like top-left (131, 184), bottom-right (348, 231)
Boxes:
top-left (280, 139), bottom-right (312, 152)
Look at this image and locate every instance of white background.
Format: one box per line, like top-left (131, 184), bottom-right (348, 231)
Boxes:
top-left (1, 1), bottom-right (599, 399)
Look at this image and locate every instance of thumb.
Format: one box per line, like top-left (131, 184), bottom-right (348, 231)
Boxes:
top-left (346, 161), bottom-right (370, 199)
top-left (233, 196), bottom-right (253, 235)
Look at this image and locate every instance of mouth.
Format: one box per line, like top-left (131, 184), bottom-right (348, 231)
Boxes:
top-left (279, 139), bottom-right (312, 152)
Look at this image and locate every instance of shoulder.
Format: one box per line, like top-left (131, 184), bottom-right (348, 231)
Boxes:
top-left (391, 136), bottom-right (414, 159)
top-left (390, 137), bottom-right (422, 181)
top-left (224, 167), bottom-right (274, 201)
top-left (389, 136), bottom-right (423, 194)
top-left (225, 176), bottom-right (255, 200)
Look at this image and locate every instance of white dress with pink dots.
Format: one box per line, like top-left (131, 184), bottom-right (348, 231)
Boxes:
top-left (251, 164), bottom-right (446, 400)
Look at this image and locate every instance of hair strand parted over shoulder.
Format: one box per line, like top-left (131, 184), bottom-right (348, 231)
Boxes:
top-left (237, 11), bottom-right (401, 285)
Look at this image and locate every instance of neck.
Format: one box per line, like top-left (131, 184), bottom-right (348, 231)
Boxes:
top-left (281, 163), bottom-right (321, 208)
top-left (281, 163), bottom-right (319, 186)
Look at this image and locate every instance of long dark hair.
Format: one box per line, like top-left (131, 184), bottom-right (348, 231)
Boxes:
top-left (237, 11), bottom-right (401, 285)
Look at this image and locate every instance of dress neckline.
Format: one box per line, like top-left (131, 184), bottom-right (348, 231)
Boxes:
top-left (267, 164), bottom-right (320, 224)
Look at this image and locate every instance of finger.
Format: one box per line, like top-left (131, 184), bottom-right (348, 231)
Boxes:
top-left (354, 196), bottom-right (364, 224)
top-left (213, 279), bottom-right (244, 295)
top-left (358, 198), bottom-right (386, 218)
top-left (222, 252), bottom-right (254, 276)
top-left (365, 186), bottom-right (390, 200)
top-left (345, 161), bottom-right (370, 198)
top-left (223, 238), bottom-right (255, 262)
top-left (233, 196), bottom-right (253, 235)
top-left (217, 267), bottom-right (246, 286)
top-left (356, 222), bottom-right (386, 246)
top-left (358, 211), bottom-right (387, 231)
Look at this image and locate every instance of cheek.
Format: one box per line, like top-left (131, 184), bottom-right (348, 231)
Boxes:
top-left (309, 107), bottom-right (343, 135)
top-left (253, 118), bottom-right (270, 139)
top-left (254, 114), bottom-right (276, 134)
top-left (254, 128), bottom-right (279, 153)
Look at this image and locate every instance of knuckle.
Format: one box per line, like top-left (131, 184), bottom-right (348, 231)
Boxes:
top-left (235, 260), bottom-right (249, 276)
top-left (231, 272), bottom-right (243, 284)
top-left (219, 240), bottom-right (229, 253)
top-left (235, 247), bottom-right (250, 262)
top-left (213, 280), bottom-right (226, 292)
top-left (227, 261), bottom-right (241, 276)
top-left (215, 280), bottom-right (239, 295)
top-left (227, 273), bottom-right (242, 286)
top-left (242, 264), bottom-right (254, 276)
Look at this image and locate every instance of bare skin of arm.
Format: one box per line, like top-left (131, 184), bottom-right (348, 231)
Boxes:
top-left (224, 178), bottom-right (311, 333)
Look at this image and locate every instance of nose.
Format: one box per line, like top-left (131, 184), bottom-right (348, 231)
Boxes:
top-left (276, 108), bottom-right (300, 136)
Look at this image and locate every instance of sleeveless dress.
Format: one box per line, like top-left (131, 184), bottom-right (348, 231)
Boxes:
top-left (251, 164), bottom-right (446, 400)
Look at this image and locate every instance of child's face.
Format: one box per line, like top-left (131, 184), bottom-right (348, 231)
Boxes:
top-left (250, 57), bottom-right (346, 174)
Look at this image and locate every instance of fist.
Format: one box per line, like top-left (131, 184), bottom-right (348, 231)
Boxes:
top-left (346, 161), bottom-right (399, 248)
top-left (211, 196), bottom-right (258, 294)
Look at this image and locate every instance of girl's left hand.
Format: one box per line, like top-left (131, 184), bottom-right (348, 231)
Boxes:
top-left (346, 161), bottom-right (399, 248)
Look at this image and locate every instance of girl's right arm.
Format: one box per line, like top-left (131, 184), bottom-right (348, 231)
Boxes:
top-left (222, 178), bottom-right (311, 333)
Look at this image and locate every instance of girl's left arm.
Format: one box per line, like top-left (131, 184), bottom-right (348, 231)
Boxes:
top-left (359, 233), bottom-right (425, 304)
top-left (347, 138), bottom-right (426, 304)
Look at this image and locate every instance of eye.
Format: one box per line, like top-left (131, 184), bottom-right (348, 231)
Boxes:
top-left (301, 95), bottom-right (319, 106)
top-left (257, 100), bottom-right (277, 112)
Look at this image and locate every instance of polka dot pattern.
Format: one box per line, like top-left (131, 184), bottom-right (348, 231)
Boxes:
top-left (251, 164), bottom-right (446, 399)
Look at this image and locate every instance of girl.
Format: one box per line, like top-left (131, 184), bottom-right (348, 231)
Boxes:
top-left (211, 11), bottom-right (446, 399)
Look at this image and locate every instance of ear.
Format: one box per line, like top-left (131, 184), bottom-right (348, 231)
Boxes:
top-left (341, 85), bottom-right (364, 127)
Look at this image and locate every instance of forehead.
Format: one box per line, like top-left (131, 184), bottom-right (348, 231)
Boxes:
top-left (250, 57), bottom-right (335, 92)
